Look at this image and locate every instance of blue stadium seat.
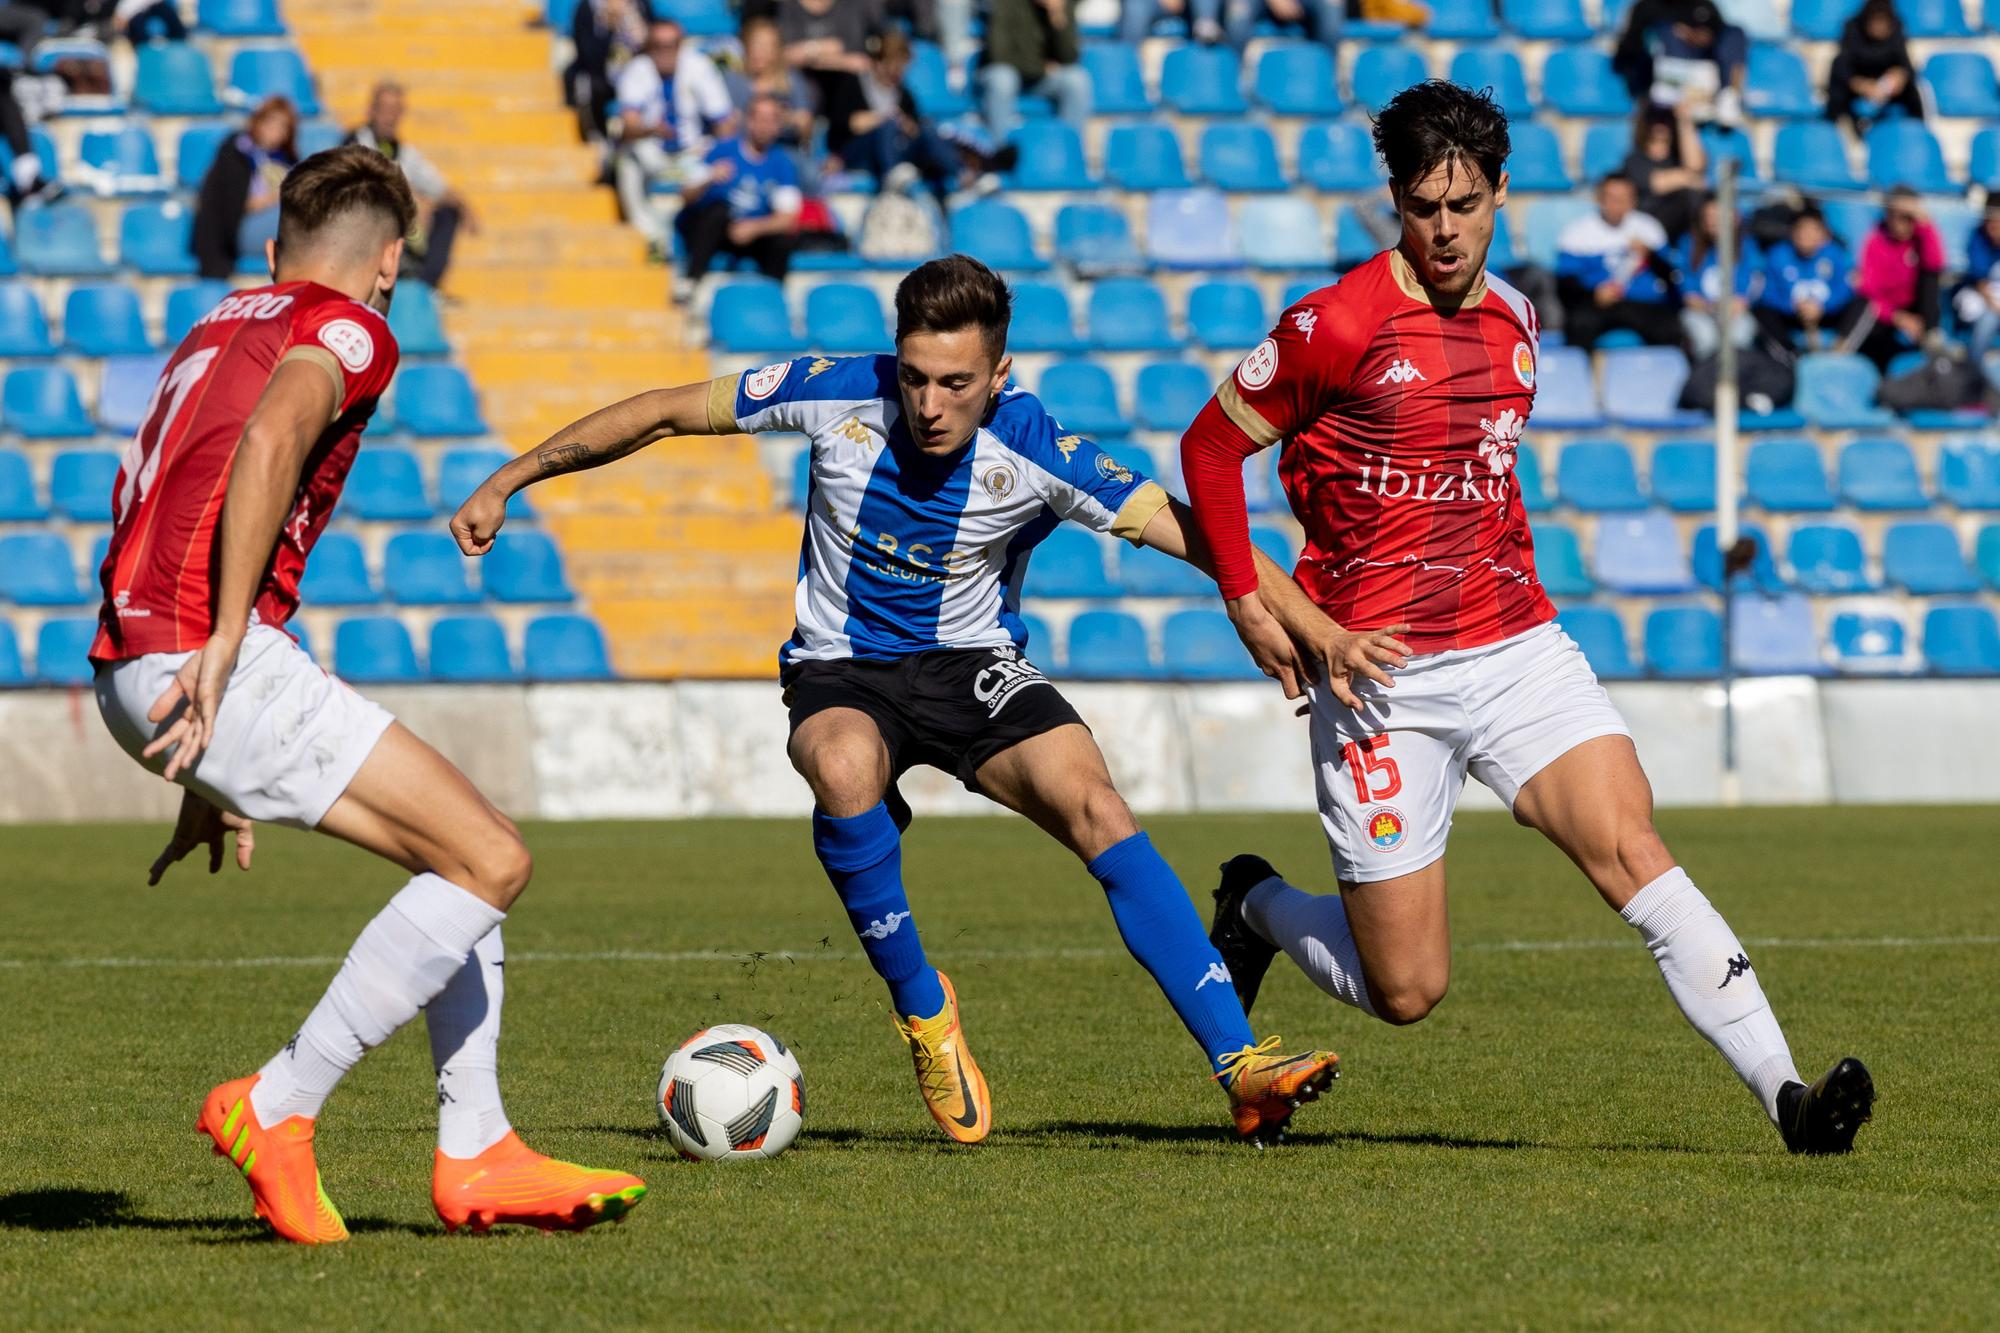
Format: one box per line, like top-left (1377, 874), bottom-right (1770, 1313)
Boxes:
top-left (1522, 195), bottom-right (1595, 268)
top-left (429, 614), bottom-right (515, 681)
top-left (1041, 362), bottom-right (1128, 438)
top-left (657, 0), bottom-right (733, 36)
top-left (1448, 50), bottom-right (1532, 120)
top-left (1793, 352), bottom-right (1891, 428)
top-left (1087, 278), bottom-right (1176, 351)
top-left (1829, 611), bottom-right (1909, 672)
top-left (120, 201), bottom-right (198, 276)
top-left (227, 48), bottom-right (319, 115)
top-left (1787, 523), bottom-right (1873, 593)
top-left (1940, 441), bottom-right (2000, 508)
top-left (1332, 206), bottom-right (1379, 267)
top-left (175, 123), bottom-right (230, 192)
top-left (4, 367), bottom-right (91, 437)
top-left (134, 43), bottom-right (223, 114)
top-left (788, 446), bottom-right (810, 510)
top-left (1296, 121), bottom-right (1382, 192)
top-left (1773, 121), bottom-right (1862, 191)
top-left (906, 41), bottom-right (971, 117)
top-left (1838, 437), bottom-right (1926, 509)
top-left (1978, 524), bottom-right (2000, 587)
top-left (1535, 523), bottom-right (1594, 596)
top-left (1147, 189), bottom-right (1239, 268)
top-left (1008, 281), bottom-right (1083, 353)
top-left (1054, 202), bottom-right (1142, 273)
top-left (386, 281), bottom-right (450, 358)
top-left (1601, 347), bottom-right (1694, 425)
top-left (298, 531), bottom-right (375, 606)
top-left (1081, 42), bottom-right (1151, 115)
top-left (1690, 522), bottom-right (1783, 592)
top-left (1740, 44), bottom-right (1818, 118)
top-left (384, 531), bottom-right (478, 605)
top-left (1016, 612), bottom-right (1055, 662)
top-left (1514, 441), bottom-right (1552, 510)
top-left (1865, 120), bottom-right (1953, 193)
top-left (1746, 439), bottom-right (1837, 510)
top-left (1505, 122), bottom-right (1572, 192)
top-left (1350, 47), bottom-right (1428, 115)
top-left (1883, 520), bottom-right (1979, 593)
top-left (1005, 121), bottom-right (1092, 191)
top-left (1534, 345), bottom-right (1602, 427)
top-left (1818, 198), bottom-right (1881, 252)
top-left (1502, 0), bottom-right (1590, 37)
top-left (1558, 440), bottom-right (1647, 511)
top-left (15, 203), bottom-right (109, 276)
top-left (1161, 44), bottom-right (1246, 115)
top-left (48, 450), bottom-right (115, 520)
top-left (524, 613), bottom-right (614, 679)
top-left (1898, 0), bottom-right (1971, 36)
top-left (297, 121), bottom-right (342, 158)
top-left (1594, 510), bottom-right (1694, 593)
top-left (1104, 124), bottom-right (1190, 191)
top-left (1064, 609), bottom-right (1155, 678)
top-left (803, 283), bottom-right (887, 353)
top-left (1026, 526), bottom-right (1119, 597)
top-left (1972, 127), bottom-right (2000, 189)
top-left (0, 621), bottom-right (22, 684)
top-left (34, 617), bottom-right (97, 684)
top-left (1427, 0), bottom-right (1500, 38)
top-left (1199, 122), bottom-right (1284, 191)
top-left (1732, 593), bottom-right (1822, 674)
top-left (1699, 125), bottom-right (1763, 189)
top-left (708, 281), bottom-right (798, 354)
top-left (1134, 361), bottom-right (1214, 433)
top-left (200, 0), bottom-right (288, 35)
top-left (345, 448), bottom-right (431, 520)
top-left (1790, 0), bottom-right (1857, 39)
top-left (1162, 609), bottom-right (1259, 679)
top-left (392, 365), bottom-right (487, 436)
top-left (1280, 278), bottom-right (1337, 309)
top-left (0, 447), bottom-right (40, 519)
top-left (335, 616), bottom-right (421, 683)
top-left (78, 128), bottom-right (164, 196)
top-left (1557, 605), bottom-right (1637, 678)
top-left (1923, 603), bottom-right (2000, 673)
top-left (1644, 606), bottom-right (1723, 678)
top-left (97, 354), bottom-right (166, 434)
top-left (62, 284), bottom-right (151, 356)
top-left (1924, 52), bottom-right (2000, 117)
top-left (1650, 440), bottom-right (1716, 511)
top-left (0, 532), bottom-right (86, 604)
top-left (950, 199), bottom-right (1045, 272)
top-left (1540, 48), bottom-right (1631, 119)
top-left (1250, 525), bottom-right (1294, 568)
top-left (1254, 44), bottom-right (1340, 115)
top-left (1241, 197), bottom-right (1330, 269)
top-left (0, 283), bottom-right (53, 356)
top-left (437, 446), bottom-right (533, 519)
top-left (162, 281), bottom-right (232, 347)
top-left (1187, 281), bottom-right (1266, 349)
top-left (485, 530), bottom-right (574, 603)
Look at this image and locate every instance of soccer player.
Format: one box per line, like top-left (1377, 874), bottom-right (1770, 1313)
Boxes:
top-left (89, 146), bottom-right (647, 1242)
top-left (1178, 82), bottom-right (1874, 1155)
top-left (452, 255), bottom-right (1339, 1146)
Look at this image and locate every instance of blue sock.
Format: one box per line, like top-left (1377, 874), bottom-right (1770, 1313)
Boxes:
top-left (1088, 832), bottom-right (1257, 1076)
top-left (812, 804), bottom-right (946, 1020)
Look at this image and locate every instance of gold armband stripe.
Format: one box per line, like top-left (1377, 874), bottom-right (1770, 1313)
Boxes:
top-left (706, 375), bottom-right (741, 435)
top-left (278, 345), bottom-right (345, 422)
top-left (1215, 380), bottom-right (1282, 447)
top-left (1110, 480), bottom-right (1171, 543)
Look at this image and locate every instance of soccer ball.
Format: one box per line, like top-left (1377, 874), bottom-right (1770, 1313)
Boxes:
top-left (656, 1024), bottom-right (804, 1161)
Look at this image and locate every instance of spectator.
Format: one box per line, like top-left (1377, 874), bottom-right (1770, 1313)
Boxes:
top-left (191, 95), bottom-right (297, 280)
top-left (1674, 194), bottom-right (1760, 360)
top-left (1848, 187), bottom-right (1944, 367)
top-left (567, 0), bottom-right (654, 139)
top-left (723, 16), bottom-right (815, 147)
top-left (1753, 207), bottom-right (1857, 352)
top-left (825, 29), bottom-right (962, 204)
top-left (1556, 173), bottom-right (1682, 349)
top-left (1621, 104), bottom-right (1708, 240)
top-left (675, 92), bottom-right (802, 287)
top-left (0, 70), bottom-right (56, 208)
top-left (1614, 0), bottom-right (1747, 123)
top-left (980, 0), bottom-right (1090, 141)
top-left (347, 81), bottom-right (474, 290)
top-left (1826, 0), bottom-right (1921, 138)
top-left (779, 0), bottom-right (881, 114)
top-left (1123, 0), bottom-right (1225, 44)
top-left (111, 0), bottom-right (187, 42)
top-left (1952, 193), bottom-right (2000, 359)
top-left (612, 19), bottom-right (737, 256)
top-left (1224, 0), bottom-right (1346, 51)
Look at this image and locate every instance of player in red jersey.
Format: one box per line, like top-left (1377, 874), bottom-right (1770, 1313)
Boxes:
top-left (1180, 82), bottom-right (1872, 1154)
top-left (89, 146), bottom-right (645, 1240)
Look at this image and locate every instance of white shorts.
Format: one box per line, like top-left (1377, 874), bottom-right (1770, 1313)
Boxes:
top-left (1307, 621), bottom-right (1631, 884)
top-left (94, 623), bottom-right (394, 828)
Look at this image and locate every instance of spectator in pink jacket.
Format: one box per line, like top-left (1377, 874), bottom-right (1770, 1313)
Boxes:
top-left (1847, 186), bottom-right (1944, 369)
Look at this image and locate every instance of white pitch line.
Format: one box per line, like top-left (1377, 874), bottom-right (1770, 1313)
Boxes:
top-left (0, 934), bottom-right (1995, 971)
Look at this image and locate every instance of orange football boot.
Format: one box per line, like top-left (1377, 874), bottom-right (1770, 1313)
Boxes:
top-left (894, 970), bottom-right (992, 1144)
top-left (1217, 1037), bottom-right (1341, 1146)
top-left (196, 1075), bottom-right (348, 1244)
top-left (432, 1131), bottom-right (648, 1233)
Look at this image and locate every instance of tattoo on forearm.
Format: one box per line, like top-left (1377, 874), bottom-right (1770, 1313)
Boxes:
top-left (536, 443), bottom-right (592, 475)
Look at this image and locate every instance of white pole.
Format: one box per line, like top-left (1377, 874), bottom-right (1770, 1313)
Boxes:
top-left (1715, 158), bottom-right (1742, 808)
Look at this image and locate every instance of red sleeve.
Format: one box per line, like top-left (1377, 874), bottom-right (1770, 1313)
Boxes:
top-left (287, 300), bottom-right (399, 413)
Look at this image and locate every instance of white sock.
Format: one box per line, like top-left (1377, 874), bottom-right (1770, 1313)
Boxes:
top-left (427, 927), bottom-right (513, 1159)
top-left (250, 874), bottom-right (505, 1126)
top-left (1620, 867), bottom-right (1801, 1124)
top-left (1241, 875), bottom-right (1378, 1017)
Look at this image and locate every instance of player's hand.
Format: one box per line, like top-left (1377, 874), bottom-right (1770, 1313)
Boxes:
top-left (450, 482), bottom-right (509, 556)
top-left (148, 789), bottom-right (254, 886)
top-left (142, 629), bottom-right (243, 783)
top-left (1224, 593), bottom-right (1315, 699)
top-left (1295, 620), bottom-right (1412, 712)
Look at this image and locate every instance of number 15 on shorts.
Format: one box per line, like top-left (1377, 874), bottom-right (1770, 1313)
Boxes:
top-left (1341, 734), bottom-right (1402, 803)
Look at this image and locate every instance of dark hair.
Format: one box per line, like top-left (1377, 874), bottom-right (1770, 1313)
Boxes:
top-left (276, 144), bottom-right (416, 255)
top-left (1854, 0), bottom-right (1902, 33)
top-left (1598, 170), bottom-right (1635, 191)
top-left (894, 254), bottom-right (1011, 358)
top-left (1371, 80), bottom-right (1510, 195)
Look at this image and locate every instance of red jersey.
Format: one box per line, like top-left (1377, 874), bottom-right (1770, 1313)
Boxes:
top-left (91, 281), bottom-right (398, 662)
top-left (1181, 249), bottom-right (1556, 653)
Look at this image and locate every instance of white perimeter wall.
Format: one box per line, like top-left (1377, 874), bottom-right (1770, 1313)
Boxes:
top-left (2, 678), bottom-right (1997, 823)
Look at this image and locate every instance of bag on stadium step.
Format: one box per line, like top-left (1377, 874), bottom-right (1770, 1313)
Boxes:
top-left (1679, 345), bottom-right (1796, 414)
top-left (856, 189), bottom-right (943, 264)
top-left (1876, 349), bottom-right (1992, 414)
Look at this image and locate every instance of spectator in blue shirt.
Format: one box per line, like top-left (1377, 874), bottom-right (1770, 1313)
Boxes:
top-left (1952, 193), bottom-right (2000, 359)
top-left (1754, 207), bottom-right (1857, 352)
top-left (675, 93), bottom-right (804, 284)
top-left (1673, 194), bottom-right (1761, 360)
top-left (1555, 173), bottom-right (1683, 349)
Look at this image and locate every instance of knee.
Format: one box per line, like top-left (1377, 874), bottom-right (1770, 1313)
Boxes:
top-left (461, 828), bottom-right (533, 909)
top-left (793, 739), bottom-right (888, 816)
top-left (1371, 977), bottom-right (1447, 1026)
top-left (1069, 783), bottom-right (1139, 858)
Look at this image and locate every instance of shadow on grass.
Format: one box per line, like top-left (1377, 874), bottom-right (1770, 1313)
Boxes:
top-left (0, 1188), bottom-right (430, 1239)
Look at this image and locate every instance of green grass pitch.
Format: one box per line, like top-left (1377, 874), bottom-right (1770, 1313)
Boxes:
top-left (1, 809), bottom-right (1996, 1329)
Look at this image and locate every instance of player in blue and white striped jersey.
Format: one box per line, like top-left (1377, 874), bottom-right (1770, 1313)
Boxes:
top-left (454, 256), bottom-right (1340, 1146)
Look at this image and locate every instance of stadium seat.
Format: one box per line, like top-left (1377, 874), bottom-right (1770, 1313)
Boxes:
top-left (62, 284), bottom-right (151, 357)
top-left (1939, 441), bottom-right (2000, 508)
top-left (1080, 42), bottom-right (1151, 115)
top-left (1104, 124), bottom-right (1191, 192)
top-left (1521, 195), bottom-right (1595, 268)
top-left (384, 531), bottom-right (478, 605)
top-left (15, 203), bottom-right (109, 276)
top-left (48, 450), bottom-right (115, 521)
top-left (1296, 122), bottom-right (1382, 192)
top-left (1838, 438), bottom-right (1926, 509)
top-left (1773, 122), bottom-right (1863, 192)
top-left (1787, 523), bottom-right (1873, 593)
top-left (1333, 206), bottom-right (1379, 268)
top-left (1187, 281), bottom-right (1266, 350)
top-left (1146, 189), bottom-right (1239, 268)
top-left (906, 41), bottom-right (971, 118)
top-left (1502, 0), bottom-right (1591, 37)
top-left (1594, 510), bottom-right (1694, 593)
top-left (1699, 125), bottom-right (1762, 189)
top-left (77, 128), bottom-right (164, 196)
top-left (1540, 48), bottom-right (1631, 119)
top-left (484, 530), bottom-right (574, 603)
top-left (438, 446), bottom-right (534, 519)
top-left (1978, 525), bottom-right (2000, 587)
top-left (97, 354), bottom-right (166, 434)
top-left (1505, 122), bottom-right (1572, 193)
top-left (803, 283), bottom-right (887, 353)
top-left (0, 283), bottom-right (54, 356)
top-left (0, 621), bottom-right (22, 683)
top-left (1025, 526), bottom-right (1118, 597)
top-left (523, 613), bottom-right (614, 679)
top-left (1557, 606), bottom-right (1638, 678)
top-left (1601, 347), bottom-right (1695, 425)
top-left (1426, 0), bottom-right (1500, 37)
top-left (1120, 540), bottom-right (1212, 595)
top-left (164, 279), bottom-right (231, 345)
top-left (227, 48), bottom-right (320, 116)
top-left (1087, 278), bottom-right (1176, 352)
top-left (335, 616), bottom-right (421, 683)
top-left (1650, 440), bottom-right (1717, 511)
top-left (1732, 593), bottom-right (1822, 674)
top-left (1744, 44), bottom-right (1818, 118)
top-left (1350, 47), bottom-right (1428, 115)
top-left (1240, 197), bottom-right (1330, 270)
top-left (1533, 346), bottom-right (1602, 428)
top-left (1448, 50), bottom-right (1532, 120)
top-left (950, 199), bottom-right (1045, 272)
top-left (657, 0), bottom-right (733, 35)
top-left (1924, 52), bottom-right (2000, 117)
top-left (788, 446), bottom-right (810, 510)
top-left (429, 614), bottom-right (515, 681)
top-left (1161, 44), bottom-right (1246, 115)
top-left (1865, 120), bottom-right (1953, 194)
top-left (1922, 603), bottom-right (2000, 673)
top-left (3, 367), bottom-right (92, 437)
top-left (387, 281), bottom-right (451, 358)
top-left (1557, 441), bottom-right (1647, 511)
top-left (1008, 281), bottom-right (1084, 352)
top-left (1254, 44), bottom-right (1340, 116)
top-left (1162, 609), bottom-right (1259, 680)
top-left (1064, 609), bottom-right (1155, 678)
top-left (133, 43), bottom-right (223, 114)
top-left (1199, 122), bottom-right (1284, 191)
top-left (1789, 0), bottom-right (1856, 40)
top-left (1005, 121), bottom-right (1091, 191)
top-left (1885, 521), bottom-right (1979, 593)
top-left (1535, 523), bottom-right (1594, 596)
top-left (1514, 441), bottom-right (1552, 510)
top-left (1829, 611), bottom-right (1909, 672)
top-left (1971, 127), bottom-right (2000, 190)
top-left (1038, 362), bottom-right (1125, 436)
top-left (1644, 605), bottom-right (1723, 678)
top-left (1134, 361), bottom-right (1214, 433)
top-left (33, 617), bottom-right (96, 684)
top-left (175, 123), bottom-right (230, 192)
top-left (1898, 0), bottom-right (1971, 36)
top-left (119, 201), bottom-right (198, 276)
top-left (1689, 521), bottom-right (1782, 593)
top-left (200, 0), bottom-right (288, 35)
top-left (0, 446), bottom-right (42, 522)
top-left (392, 365), bottom-right (487, 437)
top-left (1054, 203), bottom-right (1142, 273)
top-left (298, 531), bottom-right (375, 606)
top-left (0, 532), bottom-right (85, 604)
top-left (1745, 439), bottom-right (1836, 510)
top-left (345, 448), bottom-right (431, 520)
top-left (1793, 353), bottom-right (1891, 429)
top-left (708, 281), bottom-right (798, 354)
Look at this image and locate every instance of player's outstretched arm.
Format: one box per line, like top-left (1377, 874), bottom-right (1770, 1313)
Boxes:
top-left (450, 380), bottom-right (730, 556)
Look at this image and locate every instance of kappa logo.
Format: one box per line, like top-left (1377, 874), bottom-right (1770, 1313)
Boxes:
top-left (836, 415), bottom-right (873, 446)
top-left (1195, 961), bottom-right (1233, 991)
top-left (745, 361), bottom-right (791, 400)
top-left (861, 910), bottom-right (910, 941)
top-left (1375, 359), bottom-right (1426, 386)
top-left (992, 643), bottom-right (1019, 662)
top-left (1056, 434), bottom-right (1081, 462)
top-left (806, 357), bottom-right (836, 379)
top-left (1290, 308), bottom-right (1318, 342)
top-left (1718, 953), bottom-right (1753, 989)
top-left (982, 465), bottom-right (1016, 502)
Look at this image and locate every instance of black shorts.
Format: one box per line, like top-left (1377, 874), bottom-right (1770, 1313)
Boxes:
top-left (781, 645), bottom-right (1086, 793)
